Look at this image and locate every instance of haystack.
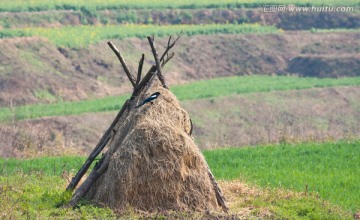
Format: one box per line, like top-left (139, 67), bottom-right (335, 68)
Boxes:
top-left (86, 83), bottom-right (218, 211)
top-left (66, 36), bottom-right (227, 213)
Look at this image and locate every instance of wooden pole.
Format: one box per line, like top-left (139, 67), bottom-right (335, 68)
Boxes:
top-left (207, 167), bottom-right (229, 212)
top-left (68, 154), bottom-right (109, 207)
top-left (136, 54), bottom-right (145, 86)
top-left (66, 99), bottom-right (130, 192)
top-left (107, 41), bottom-right (136, 88)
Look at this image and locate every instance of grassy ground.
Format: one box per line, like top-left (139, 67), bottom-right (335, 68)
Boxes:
top-left (0, 23), bottom-right (278, 48)
top-left (203, 139), bottom-right (360, 212)
top-left (0, 156), bottom-right (86, 176)
top-left (0, 140), bottom-right (357, 219)
top-left (0, 174), bottom-right (117, 219)
top-left (0, 174), bottom-right (351, 219)
top-left (0, 75), bottom-right (359, 122)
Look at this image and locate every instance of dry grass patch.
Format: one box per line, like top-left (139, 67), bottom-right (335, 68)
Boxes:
top-left (218, 180), bottom-right (352, 219)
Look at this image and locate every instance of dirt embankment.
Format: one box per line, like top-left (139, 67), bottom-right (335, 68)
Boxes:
top-left (0, 32), bottom-right (359, 107)
top-left (186, 86), bottom-right (360, 149)
top-left (288, 55), bottom-right (360, 77)
top-left (1, 86), bottom-right (359, 158)
top-left (1, 8), bottom-right (359, 30)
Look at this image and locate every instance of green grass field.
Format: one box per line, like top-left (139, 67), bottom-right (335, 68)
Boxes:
top-left (0, 140), bottom-right (358, 218)
top-left (0, 173), bottom-right (350, 219)
top-left (0, 156), bottom-right (86, 176)
top-left (203, 139), bottom-right (360, 212)
top-left (0, 75), bottom-right (359, 122)
top-left (0, 23), bottom-right (278, 48)
top-left (0, 174), bottom-right (117, 219)
top-left (0, 0), bottom-right (357, 12)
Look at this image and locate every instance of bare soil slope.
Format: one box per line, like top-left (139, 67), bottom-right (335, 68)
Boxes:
top-left (185, 86), bottom-right (360, 148)
top-left (0, 31), bottom-right (359, 107)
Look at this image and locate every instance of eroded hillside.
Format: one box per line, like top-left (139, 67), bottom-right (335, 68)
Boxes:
top-left (1, 32), bottom-right (359, 107)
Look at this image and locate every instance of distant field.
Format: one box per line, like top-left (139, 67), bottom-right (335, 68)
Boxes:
top-left (311, 28), bottom-right (360, 33)
top-left (0, 23), bottom-right (278, 48)
top-left (0, 0), bottom-right (357, 12)
top-left (204, 139), bottom-right (360, 211)
top-left (0, 75), bottom-right (359, 122)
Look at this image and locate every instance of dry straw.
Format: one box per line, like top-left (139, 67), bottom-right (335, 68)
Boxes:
top-left (85, 82), bottom-right (219, 212)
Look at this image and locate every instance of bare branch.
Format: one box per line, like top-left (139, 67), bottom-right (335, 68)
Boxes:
top-left (107, 41), bottom-right (136, 88)
top-left (136, 54), bottom-right (145, 86)
top-left (147, 36), bottom-right (168, 89)
top-left (161, 52), bottom-right (175, 68)
top-left (167, 36), bottom-right (172, 48)
top-left (131, 33), bottom-right (180, 94)
top-left (159, 31), bottom-right (182, 62)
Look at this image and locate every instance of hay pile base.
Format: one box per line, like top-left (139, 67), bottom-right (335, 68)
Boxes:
top-left (85, 84), bottom-right (219, 212)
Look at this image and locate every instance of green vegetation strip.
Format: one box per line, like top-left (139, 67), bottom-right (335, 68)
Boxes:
top-left (0, 23), bottom-right (278, 48)
top-left (0, 0), bottom-right (356, 12)
top-left (1, 75), bottom-right (360, 122)
top-left (203, 139), bottom-right (360, 212)
top-left (0, 156), bottom-right (86, 176)
top-left (310, 28), bottom-right (360, 33)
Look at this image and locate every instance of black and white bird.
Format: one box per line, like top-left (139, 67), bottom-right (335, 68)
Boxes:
top-left (134, 92), bottom-right (160, 108)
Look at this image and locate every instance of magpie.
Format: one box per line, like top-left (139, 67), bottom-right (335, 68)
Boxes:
top-left (134, 92), bottom-right (160, 108)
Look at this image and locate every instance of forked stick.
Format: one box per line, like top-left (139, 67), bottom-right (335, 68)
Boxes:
top-left (147, 36), bottom-right (168, 89)
top-left (160, 32), bottom-right (182, 62)
top-left (161, 52), bottom-right (175, 68)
